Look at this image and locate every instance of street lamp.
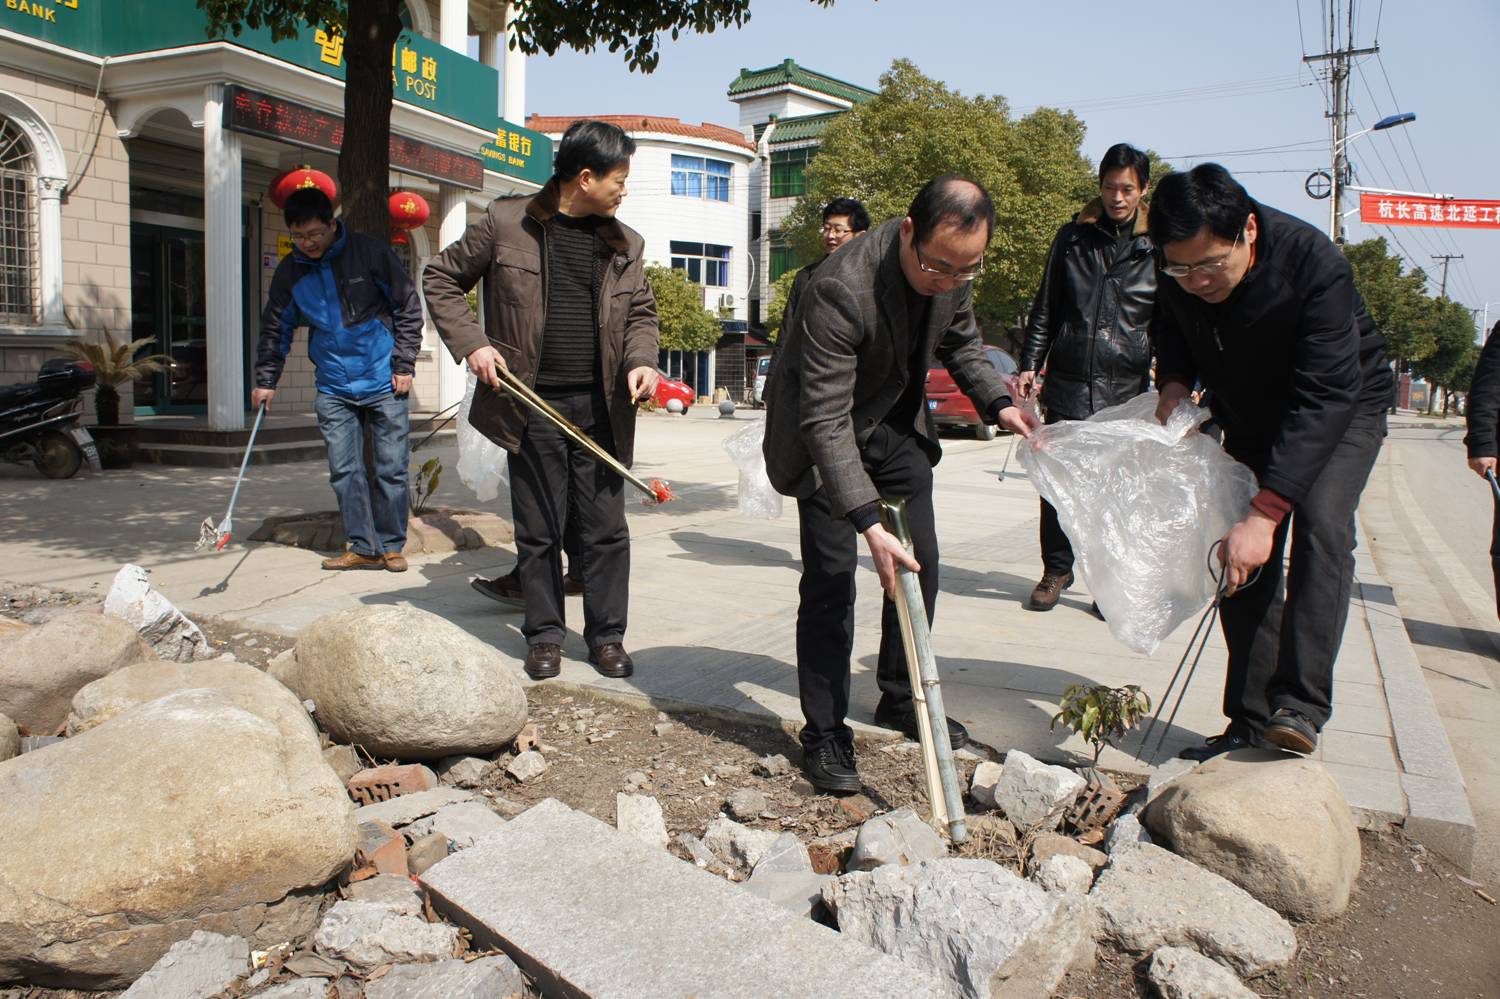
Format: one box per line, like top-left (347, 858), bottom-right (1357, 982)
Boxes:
top-left (1331, 111), bottom-right (1416, 242)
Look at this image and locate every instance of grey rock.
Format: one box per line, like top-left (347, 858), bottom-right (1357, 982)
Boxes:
top-left (823, 858), bottom-right (1095, 999)
top-left (104, 564), bottom-right (211, 663)
top-left (344, 875), bottom-right (423, 916)
top-left (118, 931), bottom-right (249, 999)
top-left (703, 815), bottom-right (782, 870)
top-left (312, 901), bottom-right (459, 971)
top-left (321, 745), bottom-right (363, 784)
top-left (0, 711), bottom-right (16, 762)
top-left (1032, 854), bottom-right (1094, 895)
top-left (615, 793), bottom-right (669, 850)
top-left (1090, 842), bottom-right (1296, 977)
top-left (994, 751), bottom-right (1086, 831)
top-left (420, 798), bottom-right (944, 998)
top-left (742, 871), bottom-right (834, 919)
top-left (726, 787), bottom-right (769, 821)
top-left (242, 968), bottom-right (270, 991)
top-left (1147, 758), bottom-right (1197, 802)
top-left (969, 761), bottom-right (1005, 809)
top-left (1149, 946), bottom-right (1259, 999)
top-left (1144, 754), bottom-right (1361, 921)
top-left (354, 788), bottom-right (475, 828)
top-left (756, 753), bottom-right (791, 777)
top-left (0, 610), bottom-right (154, 732)
top-left (406, 832), bottom-right (450, 876)
top-left (435, 755), bottom-right (491, 788)
top-left (0, 690), bottom-right (353, 989)
top-left (506, 750), bottom-right (548, 783)
top-left (251, 981), bottom-right (331, 999)
top-left (750, 832), bottom-right (812, 876)
top-left (1105, 813), bottom-right (1152, 854)
top-left (271, 606), bottom-right (528, 760)
top-left (363, 955), bottom-right (527, 999)
top-left (404, 801), bottom-right (506, 849)
top-left (673, 832), bottom-right (718, 868)
top-left (1028, 832), bottom-right (1108, 872)
top-left (850, 808), bottom-right (946, 871)
top-left (19, 734), bottom-right (63, 753)
top-left (652, 721), bottom-right (674, 736)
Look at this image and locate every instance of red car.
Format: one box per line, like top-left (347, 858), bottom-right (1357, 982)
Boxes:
top-left (926, 346), bottom-right (1019, 441)
top-left (654, 374), bottom-right (693, 413)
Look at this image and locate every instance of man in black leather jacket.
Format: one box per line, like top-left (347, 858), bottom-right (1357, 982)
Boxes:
top-left (1019, 143), bottom-right (1157, 611)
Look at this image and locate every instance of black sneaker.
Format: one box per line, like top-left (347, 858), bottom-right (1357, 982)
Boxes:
top-left (1177, 724), bottom-right (1260, 762)
top-left (1263, 708), bottom-right (1318, 754)
top-left (804, 742), bottom-right (861, 794)
top-left (873, 701), bottom-right (969, 750)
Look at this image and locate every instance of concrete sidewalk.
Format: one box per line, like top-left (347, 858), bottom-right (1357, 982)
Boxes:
top-left (0, 405), bottom-right (1474, 866)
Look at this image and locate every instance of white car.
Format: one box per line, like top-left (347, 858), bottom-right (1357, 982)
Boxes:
top-left (753, 355), bottom-right (771, 406)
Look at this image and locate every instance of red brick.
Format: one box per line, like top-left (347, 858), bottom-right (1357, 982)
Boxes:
top-left (347, 763), bottom-right (436, 805)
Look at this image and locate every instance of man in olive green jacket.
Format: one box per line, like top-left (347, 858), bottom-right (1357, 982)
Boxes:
top-left (424, 120), bottom-right (659, 683)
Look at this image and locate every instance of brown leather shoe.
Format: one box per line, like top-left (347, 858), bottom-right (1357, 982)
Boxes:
top-left (524, 642), bottom-right (562, 680)
top-left (383, 552), bottom-right (409, 572)
top-left (322, 551), bottom-right (386, 571)
top-left (564, 574), bottom-right (585, 596)
top-left (588, 642), bottom-right (634, 679)
top-left (1028, 571), bottom-right (1074, 611)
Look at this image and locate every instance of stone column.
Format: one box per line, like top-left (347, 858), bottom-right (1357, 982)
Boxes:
top-left (35, 175), bottom-right (66, 327)
top-left (202, 84), bottom-right (245, 431)
top-left (436, 187), bottom-right (469, 410)
top-left (502, 2), bottom-right (525, 124)
top-left (439, 0), bottom-right (466, 53)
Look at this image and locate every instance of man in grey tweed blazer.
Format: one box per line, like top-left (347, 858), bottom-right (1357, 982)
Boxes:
top-left (763, 176), bottom-right (1035, 792)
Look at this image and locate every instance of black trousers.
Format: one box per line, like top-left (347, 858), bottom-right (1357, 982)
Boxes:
top-left (1490, 493), bottom-right (1500, 618)
top-left (507, 389), bottom-right (629, 649)
top-left (1218, 412), bottom-right (1385, 734)
top-left (1038, 410), bottom-right (1077, 576)
top-left (794, 426), bottom-right (937, 753)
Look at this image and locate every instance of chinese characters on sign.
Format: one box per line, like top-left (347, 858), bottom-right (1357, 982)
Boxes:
top-left (392, 42), bottom-right (438, 100)
top-left (1359, 193), bottom-right (1500, 230)
top-left (313, 28), bottom-right (342, 66)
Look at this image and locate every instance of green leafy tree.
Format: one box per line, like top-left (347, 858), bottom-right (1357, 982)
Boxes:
top-left (764, 267), bottom-right (800, 342)
top-left (646, 266), bottom-right (722, 353)
top-left (1343, 238), bottom-right (1437, 373)
top-left (1413, 297), bottom-right (1482, 415)
top-left (782, 60), bottom-right (1143, 331)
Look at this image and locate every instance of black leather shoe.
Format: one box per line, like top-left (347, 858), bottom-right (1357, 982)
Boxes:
top-left (523, 642), bottom-right (562, 680)
top-left (1178, 724), bottom-right (1260, 762)
top-left (873, 702), bottom-right (969, 750)
top-left (804, 743), bottom-right (861, 794)
top-left (1263, 708), bottom-right (1318, 754)
top-left (564, 574), bottom-right (585, 596)
top-left (472, 570), bottom-right (525, 608)
top-left (588, 642), bottom-right (634, 679)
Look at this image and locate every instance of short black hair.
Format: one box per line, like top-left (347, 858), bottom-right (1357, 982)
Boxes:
top-left (823, 197), bottom-right (870, 232)
top-left (284, 187), bottom-right (334, 228)
top-left (1147, 163), bottom-right (1255, 246)
top-left (554, 120), bottom-right (636, 183)
top-left (1099, 143), bottom-right (1151, 187)
top-left (906, 175), bottom-right (995, 247)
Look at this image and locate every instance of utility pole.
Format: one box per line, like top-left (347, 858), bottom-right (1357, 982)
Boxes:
top-left (1431, 254), bottom-right (1463, 298)
top-left (1304, 0), bottom-right (1377, 244)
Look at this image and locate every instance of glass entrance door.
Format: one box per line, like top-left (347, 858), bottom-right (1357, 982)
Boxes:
top-left (131, 223), bottom-right (207, 411)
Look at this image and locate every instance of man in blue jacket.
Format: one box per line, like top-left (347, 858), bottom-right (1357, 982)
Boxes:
top-left (253, 188), bottom-right (425, 572)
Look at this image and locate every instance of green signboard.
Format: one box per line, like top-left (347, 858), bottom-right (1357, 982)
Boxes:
top-left (1, 0), bottom-right (100, 51)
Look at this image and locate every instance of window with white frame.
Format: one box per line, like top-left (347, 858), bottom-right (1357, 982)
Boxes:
top-left (670, 241), bottom-right (731, 287)
top-left (0, 116), bottom-right (38, 325)
top-left (670, 155), bottom-right (731, 202)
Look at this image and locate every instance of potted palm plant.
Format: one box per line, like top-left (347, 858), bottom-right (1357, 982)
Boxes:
top-left (59, 332), bottom-right (169, 468)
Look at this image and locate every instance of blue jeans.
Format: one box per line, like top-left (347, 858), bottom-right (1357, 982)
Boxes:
top-left (315, 391), bottom-right (410, 556)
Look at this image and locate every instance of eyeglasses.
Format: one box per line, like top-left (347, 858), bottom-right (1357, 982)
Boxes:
top-left (914, 243), bottom-right (983, 282)
top-left (1160, 228), bottom-right (1243, 278)
top-left (289, 227), bottom-right (332, 244)
top-left (821, 224), bottom-right (852, 236)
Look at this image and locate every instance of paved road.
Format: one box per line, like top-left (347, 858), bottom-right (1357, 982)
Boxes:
top-left (1361, 415), bottom-right (1500, 883)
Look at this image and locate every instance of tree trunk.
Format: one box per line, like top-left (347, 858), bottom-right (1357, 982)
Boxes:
top-left (339, 1), bottom-right (401, 239)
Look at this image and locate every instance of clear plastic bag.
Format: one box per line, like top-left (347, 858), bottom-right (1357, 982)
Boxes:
top-left (454, 372), bottom-right (509, 503)
top-left (1017, 392), bottom-right (1258, 654)
top-left (722, 420), bottom-right (783, 519)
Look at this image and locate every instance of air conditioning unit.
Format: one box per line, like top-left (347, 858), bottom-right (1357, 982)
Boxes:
top-left (718, 293), bottom-right (736, 309)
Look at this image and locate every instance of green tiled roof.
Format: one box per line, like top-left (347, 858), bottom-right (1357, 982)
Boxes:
top-left (728, 59), bottom-right (876, 105)
top-left (766, 111), bottom-right (845, 145)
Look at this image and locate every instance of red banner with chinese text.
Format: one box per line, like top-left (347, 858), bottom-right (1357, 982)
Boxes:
top-left (1359, 193), bottom-right (1500, 229)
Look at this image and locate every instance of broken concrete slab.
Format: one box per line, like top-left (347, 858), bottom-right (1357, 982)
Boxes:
top-left (421, 798), bottom-right (944, 998)
top-left (353, 788), bottom-right (475, 828)
top-left (615, 793), bottom-right (669, 850)
top-left (849, 808), bottom-right (947, 871)
top-left (363, 954), bottom-right (527, 999)
top-left (742, 871), bottom-right (834, 919)
top-left (404, 800), bottom-right (507, 849)
top-left (506, 750), bottom-right (548, 782)
top-left (251, 980), bottom-right (331, 999)
top-left (344, 875), bottom-right (423, 916)
top-left (1148, 946), bottom-right (1258, 999)
top-left (750, 832), bottom-right (812, 877)
top-left (702, 815), bottom-right (782, 870)
top-left (117, 930), bottom-right (248, 999)
top-left (313, 901), bottom-right (459, 971)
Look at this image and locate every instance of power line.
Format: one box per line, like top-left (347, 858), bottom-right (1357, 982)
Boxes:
top-left (1159, 138), bottom-right (1327, 160)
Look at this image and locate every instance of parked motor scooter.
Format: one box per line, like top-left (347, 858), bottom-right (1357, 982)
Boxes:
top-left (0, 358), bottom-right (102, 478)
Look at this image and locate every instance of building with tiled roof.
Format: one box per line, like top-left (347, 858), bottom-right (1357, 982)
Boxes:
top-left (727, 59), bottom-right (877, 109)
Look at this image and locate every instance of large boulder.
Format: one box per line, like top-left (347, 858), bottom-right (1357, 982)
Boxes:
top-left (0, 713), bottom-right (16, 763)
top-left (0, 689), bottom-right (357, 988)
top-left (1144, 754), bottom-right (1361, 921)
top-left (271, 606), bottom-right (527, 759)
top-left (66, 658), bottom-right (316, 745)
top-left (0, 611), bottom-right (154, 732)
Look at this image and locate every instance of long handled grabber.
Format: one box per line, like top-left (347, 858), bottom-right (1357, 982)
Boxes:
top-left (881, 497), bottom-right (967, 844)
top-left (996, 432), bottom-right (1018, 482)
top-left (196, 402), bottom-right (266, 551)
top-left (1135, 540), bottom-right (1261, 761)
top-left (1487, 468), bottom-right (1500, 502)
top-left (493, 365), bottom-right (675, 505)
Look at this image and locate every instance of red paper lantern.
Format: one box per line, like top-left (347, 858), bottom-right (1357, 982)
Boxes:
top-left (268, 166), bottom-right (337, 210)
top-left (388, 190), bottom-right (430, 245)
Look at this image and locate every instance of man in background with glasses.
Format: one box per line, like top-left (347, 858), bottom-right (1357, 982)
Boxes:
top-left (1019, 143), bottom-right (1158, 614)
top-left (1148, 163), bottom-right (1392, 760)
top-left (253, 187), bottom-right (424, 573)
top-left (763, 175), bottom-right (1035, 792)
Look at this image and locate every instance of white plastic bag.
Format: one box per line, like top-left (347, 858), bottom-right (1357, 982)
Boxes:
top-left (454, 372), bottom-right (509, 503)
top-left (722, 421), bottom-right (783, 519)
top-left (1017, 392), bottom-right (1258, 655)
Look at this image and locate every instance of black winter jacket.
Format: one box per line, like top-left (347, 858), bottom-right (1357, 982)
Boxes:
top-left (1464, 322), bottom-right (1500, 458)
top-left (1021, 200), bottom-right (1156, 419)
top-left (1153, 201), bottom-right (1393, 504)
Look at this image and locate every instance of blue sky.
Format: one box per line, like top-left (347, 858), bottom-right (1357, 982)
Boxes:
top-left (523, 0), bottom-right (1500, 331)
